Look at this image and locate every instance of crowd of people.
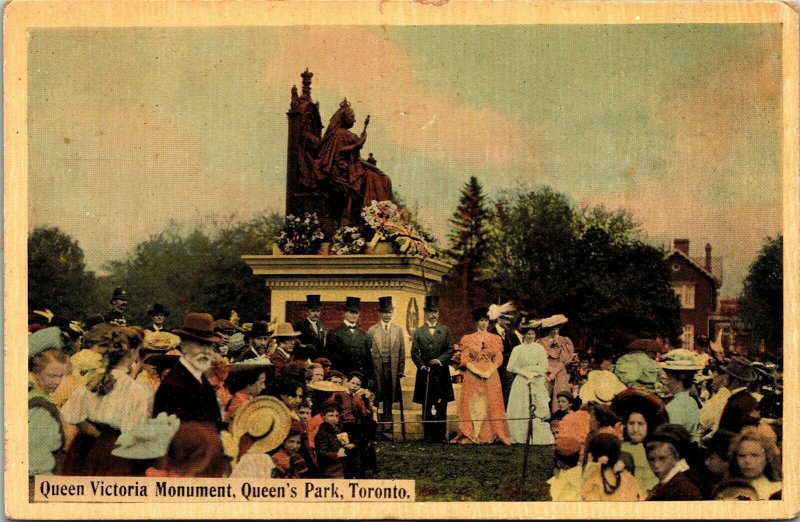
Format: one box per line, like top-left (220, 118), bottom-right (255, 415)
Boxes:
top-left (27, 288), bottom-right (783, 502)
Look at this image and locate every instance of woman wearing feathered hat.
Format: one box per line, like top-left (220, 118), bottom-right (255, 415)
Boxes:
top-left (451, 306), bottom-right (510, 445)
top-left (505, 319), bottom-right (553, 445)
top-left (539, 314), bottom-right (575, 413)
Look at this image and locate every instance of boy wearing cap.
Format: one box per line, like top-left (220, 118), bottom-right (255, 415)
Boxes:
top-left (327, 297), bottom-right (375, 389)
top-left (366, 296), bottom-right (405, 431)
top-left (315, 399), bottom-right (354, 478)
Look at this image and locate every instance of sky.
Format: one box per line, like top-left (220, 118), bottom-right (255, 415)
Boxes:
top-left (27, 24), bottom-right (782, 296)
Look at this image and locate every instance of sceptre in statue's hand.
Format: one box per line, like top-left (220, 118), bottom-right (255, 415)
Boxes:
top-left (362, 115), bottom-right (370, 136)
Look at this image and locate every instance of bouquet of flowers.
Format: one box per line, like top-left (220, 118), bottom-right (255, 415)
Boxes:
top-left (276, 213), bottom-right (325, 254)
top-left (361, 200), bottom-right (438, 258)
top-left (330, 226), bottom-right (367, 255)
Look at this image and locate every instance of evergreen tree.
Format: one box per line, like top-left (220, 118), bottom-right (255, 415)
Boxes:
top-left (447, 176), bottom-right (490, 305)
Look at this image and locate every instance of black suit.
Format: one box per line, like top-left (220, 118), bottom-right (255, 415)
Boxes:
top-left (488, 325), bottom-right (521, 406)
top-left (328, 324), bottom-right (375, 387)
top-left (411, 323), bottom-right (455, 442)
top-left (294, 317), bottom-right (327, 360)
top-left (153, 360), bottom-right (222, 426)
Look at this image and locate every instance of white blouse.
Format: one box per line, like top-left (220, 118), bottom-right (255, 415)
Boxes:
top-left (61, 369), bottom-right (154, 431)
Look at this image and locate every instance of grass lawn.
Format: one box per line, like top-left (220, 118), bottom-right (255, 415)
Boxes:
top-left (373, 441), bottom-right (554, 501)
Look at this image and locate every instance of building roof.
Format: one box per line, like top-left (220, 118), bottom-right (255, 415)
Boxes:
top-left (665, 249), bottom-right (722, 286)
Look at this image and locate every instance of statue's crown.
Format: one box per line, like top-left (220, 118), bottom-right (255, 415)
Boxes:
top-left (340, 98), bottom-right (351, 108)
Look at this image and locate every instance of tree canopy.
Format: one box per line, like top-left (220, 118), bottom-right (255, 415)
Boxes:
top-left (28, 225), bottom-right (98, 319)
top-left (740, 235), bottom-right (783, 361)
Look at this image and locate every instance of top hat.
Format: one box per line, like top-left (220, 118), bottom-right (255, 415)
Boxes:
top-left (147, 303), bottom-right (171, 317)
top-left (378, 296), bottom-right (394, 312)
top-left (720, 356), bottom-right (757, 383)
top-left (110, 287), bottom-right (129, 303)
top-left (246, 321), bottom-right (271, 339)
top-left (305, 295), bottom-right (322, 310)
top-left (471, 306), bottom-right (490, 322)
top-left (271, 322), bottom-right (301, 339)
top-left (344, 296), bottom-right (361, 312)
top-left (173, 312), bottom-right (223, 345)
top-left (423, 295), bottom-right (439, 312)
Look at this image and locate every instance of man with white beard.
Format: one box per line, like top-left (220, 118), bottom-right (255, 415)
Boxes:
top-left (153, 312), bottom-right (224, 426)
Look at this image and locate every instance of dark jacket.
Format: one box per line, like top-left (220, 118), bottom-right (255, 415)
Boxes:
top-left (718, 389), bottom-right (760, 434)
top-left (294, 318), bottom-right (327, 360)
top-left (411, 323), bottom-right (455, 404)
top-left (314, 422), bottom-right (345, 478)
top-left (328, 325), bottom-right (375, 386)
top-left (153, 361), bottom-right (222, 425)
top-left (647, 471), bottom-right (702, 501)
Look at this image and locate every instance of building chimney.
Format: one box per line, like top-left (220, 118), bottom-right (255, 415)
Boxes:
top-left (705, 243), bottom-right (712, 271)
top-left (674, 239), bottom-right (690, 255)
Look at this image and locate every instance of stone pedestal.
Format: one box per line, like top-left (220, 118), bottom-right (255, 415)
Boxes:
top-left (243, 253), bottom-right (453, 440)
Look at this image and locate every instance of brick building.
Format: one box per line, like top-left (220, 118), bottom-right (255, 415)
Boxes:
top-left (665, 239), bottom-right (722, 350)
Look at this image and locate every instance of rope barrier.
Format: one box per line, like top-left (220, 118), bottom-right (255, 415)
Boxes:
top-left (373, 416), bottom-right (549, 425)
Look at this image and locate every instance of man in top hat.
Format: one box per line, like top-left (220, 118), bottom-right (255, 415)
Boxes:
top-left (269, 323), bottom-right (301, 380)
top-left (234, 321), bottom-right (271, 362)
top-left (366, 296), bottom-right (406, 433)
top-left (327, 297), bottom-right (375, 390)
top-left (294, 295), bottom-right (327, 360)
top-left (146, 303), bottom-right (170, 332)
top-left (104, 287), bottom-right (129, 325)
top-left (716, 356), bottom-right (760, 435)
top-left (411, 295), bottom-right (455, 443)
top-left (487, 305), bottom-right (522, 407)
top-left (153, 312), bottom-right (223, 427)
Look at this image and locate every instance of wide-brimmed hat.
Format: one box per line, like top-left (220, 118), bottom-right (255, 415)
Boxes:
top-left (147, 303), bottom-right (170, 317)
top-left (645, 423), bottom-right (693, 458)
top-left (660, 350), bottom-right (703, 372)
top-left (309, 380), bottom-right (348, 393)
top-left (227, 356), bottom-right (274, 373)
top-left (540, 314), bottom-right (568, 329)
top-left (720, 356), bottom-right (757, 383)
top-left (625, 338), bottom-right (666, 354)
top-left (28, 326), bottom-right (66, 358)
top-left (141, 331), bottom-right (181, 352)
top-left (173, 312), bottom-right (223, 345)
top-left (110, 286), bottom-right (129, 302)
top-left (344, 296), bottom-right (361, 312)
top-left (212, 319), bottom-right (236, 335)
top-left (471, 306), bottom-right (490, 322)
top-left (423, 295), bottom-right (439, 312)
top-left (611, 388), bottom-right (667, 429)
top-left (518, 319), bottom-right (542, 332)
top-left (246, 321), bottom-right (270, 339)
top-left (378, 296), bottom-right (394, 312)
top-left (578, 370), bottom-right (627, 404)
top-left (306, 294), bottom-right (322, 310)
top-left (271, 322), bottom-right (300, 339)
top-left (222, 396), bottom-right (291, 463)
top-left (112, 412), bottom-right (180, 459)
top-left (70, 349), bottom-right (104, 373)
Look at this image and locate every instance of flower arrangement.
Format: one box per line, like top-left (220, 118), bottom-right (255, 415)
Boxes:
top-left (361, 200), bottom-right (438, 258)
top-left (330, 226), bottom-right (367, 255)
top-left (276, 213), bottom-right (325, 254)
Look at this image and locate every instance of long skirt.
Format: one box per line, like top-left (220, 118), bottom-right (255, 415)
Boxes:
top-left (61, 426), bottom-right (136, 476)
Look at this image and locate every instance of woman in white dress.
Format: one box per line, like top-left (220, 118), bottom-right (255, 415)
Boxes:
top-left (506, 320), bottom-right (553, 445)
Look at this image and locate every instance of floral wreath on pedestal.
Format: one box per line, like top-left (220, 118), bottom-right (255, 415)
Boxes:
top-left (361, 200), bottom-right (437, 258)
top-left (277, 213), bottom-right (325, 254)
top-left (330, 226), bottom-right (367, 255)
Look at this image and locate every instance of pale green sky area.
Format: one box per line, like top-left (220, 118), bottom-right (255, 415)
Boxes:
top-left (28, 24), bottom-right (781, 295)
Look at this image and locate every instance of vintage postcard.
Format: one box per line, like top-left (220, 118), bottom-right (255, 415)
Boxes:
top-left (4, 0), bottom-right (799, 519)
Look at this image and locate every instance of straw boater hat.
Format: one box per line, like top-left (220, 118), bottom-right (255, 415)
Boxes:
top-left (221, 396), bottom-right (291, 465)
top-left (226, 356), bottom-right (274, 374)
top-left (309, 380), bottom-right (348, 393)
top-left (141, 331), bottom-right (181, 353)
top-left (540, 314), bottom-right (568, 329)
top-left (271, 323), bottom-right (300, 339)
top-left (112, 412), bottom-right (180, 459)
top-left (173, 313), bottom-right (222, 345)
top-left (720, 356), bottom-right (757, 383)
top-left (660, 350), bottom-right (703, 372)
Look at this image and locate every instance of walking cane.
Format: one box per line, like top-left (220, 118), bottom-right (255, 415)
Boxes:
top-left (397, 373), bottom-right (407, 442)
top-left (519, 381), bottom-right (535, 500)
top-left (423, 367), bottom-right (432, 438)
